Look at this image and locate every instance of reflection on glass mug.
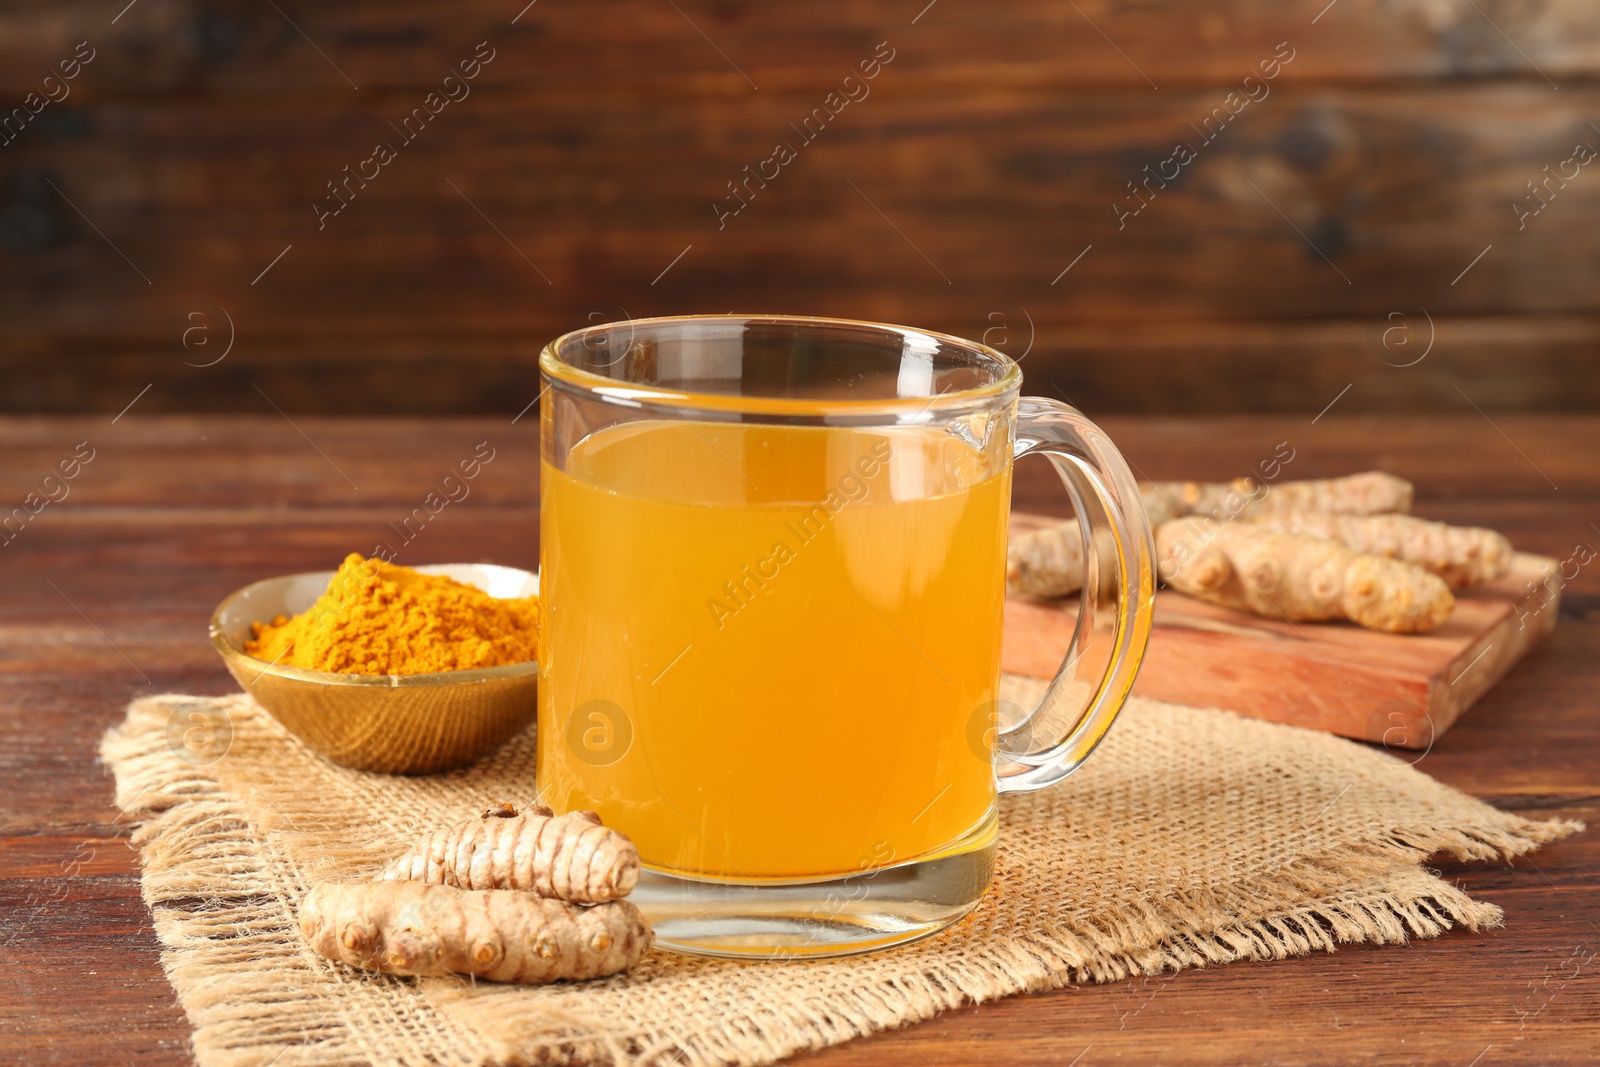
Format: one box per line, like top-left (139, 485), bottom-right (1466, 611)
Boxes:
top-left (537, 315), bottom-right (1154, 958)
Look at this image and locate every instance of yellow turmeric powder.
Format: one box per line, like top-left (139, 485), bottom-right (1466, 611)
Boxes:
top-left (245, 554), bottom-right (539, 675)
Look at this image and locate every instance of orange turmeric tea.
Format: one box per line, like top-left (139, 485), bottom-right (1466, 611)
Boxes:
top-left (537, 419), bottom-right (1011, 879)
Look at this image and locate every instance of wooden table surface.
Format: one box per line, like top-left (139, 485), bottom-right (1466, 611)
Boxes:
top-left (2, 414), bottom-right (1596, 1065)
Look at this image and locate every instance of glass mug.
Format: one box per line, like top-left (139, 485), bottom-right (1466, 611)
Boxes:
top-left (537, 315), bottom-right (1153, 958)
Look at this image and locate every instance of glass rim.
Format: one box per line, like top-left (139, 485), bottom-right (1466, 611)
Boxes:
top-left (539, 313), bottom-right (1024, 419)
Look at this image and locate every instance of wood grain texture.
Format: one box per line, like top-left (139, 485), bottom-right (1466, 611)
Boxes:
top-left (8, 86), bottom-right (1600, 324)
top-left (7, 315), bottom-right (1600, 417)
top-left (4, 0), bottom-right (1598, 95)
top-left (0, 414), bottom-right (1594, 1064)
top-left (1, 1), bottom-right (1598, 415)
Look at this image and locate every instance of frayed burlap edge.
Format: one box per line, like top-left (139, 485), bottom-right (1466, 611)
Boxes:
top-left (103, 692), bottom-right (1583, 1067)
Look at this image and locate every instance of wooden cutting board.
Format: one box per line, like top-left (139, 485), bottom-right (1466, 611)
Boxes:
top-left (1002, 513), bottom-right (1561, 749)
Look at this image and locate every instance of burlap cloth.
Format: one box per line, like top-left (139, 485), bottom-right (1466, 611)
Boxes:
top-left (102, 677), bottom-right (1581, 1067)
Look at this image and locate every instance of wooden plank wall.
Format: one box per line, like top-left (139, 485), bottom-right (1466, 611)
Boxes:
top-left (1, 0), bottom-right (1597, 415)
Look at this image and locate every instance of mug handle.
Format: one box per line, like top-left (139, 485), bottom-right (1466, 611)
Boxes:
top-left (995, 397), bottom-right (1156, 793)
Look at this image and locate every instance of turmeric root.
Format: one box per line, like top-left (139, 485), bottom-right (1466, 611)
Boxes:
top-left (1008, 472), bottom-right (1417, 597)
top-left (1247, 512), bottom-right (1513, 588)
top-left (1006, 521), bottom-right (1085, 598)
top-left (381, 805), bottom-right (640, 904)
top-left (300, 881), bottom-right (652, 982)
top-left (1141, 471), bottom-right (1414, 527)
top-left (1156, 518), bottom-right (1454, 633)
